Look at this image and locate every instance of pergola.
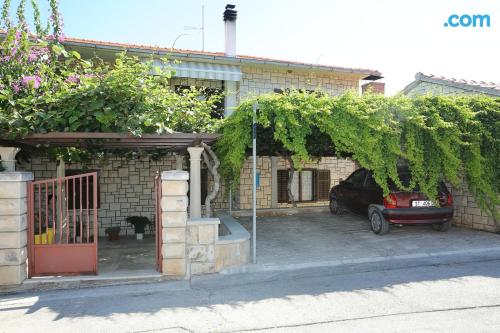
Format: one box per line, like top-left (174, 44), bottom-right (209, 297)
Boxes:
top-left (0, 132), bottom-right (221, 219)
top-left (1, 132), bottom-right (220, 151)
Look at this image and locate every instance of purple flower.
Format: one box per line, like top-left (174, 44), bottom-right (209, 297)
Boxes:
top-left (66, 75), bottom-right (80, 83)
top-left (21, 75), bottom-right (42, 89)
top-left (11, 83), bottom-right (21, 94)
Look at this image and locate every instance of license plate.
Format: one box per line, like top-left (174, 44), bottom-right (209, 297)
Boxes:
top-left (412, 200), bottom-right (434, 207)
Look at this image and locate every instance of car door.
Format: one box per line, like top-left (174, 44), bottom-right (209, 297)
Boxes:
top-left (359, 172), bottom-right (384, 215)
top-left (339, 169), bottom-right (367, 213)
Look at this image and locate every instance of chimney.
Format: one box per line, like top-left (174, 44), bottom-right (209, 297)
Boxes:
top-left (223, 4), bottom-right (237, 57)
top-left (362, 82), bottom-right (385, 95)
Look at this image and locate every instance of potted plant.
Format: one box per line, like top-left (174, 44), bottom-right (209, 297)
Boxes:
top-left (126, 216), bottom-right (151, 240)
top-left (105, 226), bottom-right (121, 241)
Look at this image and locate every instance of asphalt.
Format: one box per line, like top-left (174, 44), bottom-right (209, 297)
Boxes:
top-left (2, 251), bottom-right (500, 332)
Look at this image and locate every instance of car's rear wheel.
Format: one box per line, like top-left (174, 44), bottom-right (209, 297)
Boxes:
top-left (370, 210), bottom-right (389, 235)
top-left (329, 198), bottom-right (339, 214)
top-left (432, 220), bottom-right (452, 232)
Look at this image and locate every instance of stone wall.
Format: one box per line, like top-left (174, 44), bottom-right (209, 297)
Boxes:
top-left (450, 176), bottom-right (498, 232)
top-left (238, 156), bottom-right (357, 210)
top-left (187, 218), bottom-right (219, 275)
top-left (160, 170), bottom-right (189, 277)
top-left (239, 66), bottom-right (360, 99)
top-left (0, 172), bottom-right (32, 286)
top-left (19, 155), bottom-right (178, 236)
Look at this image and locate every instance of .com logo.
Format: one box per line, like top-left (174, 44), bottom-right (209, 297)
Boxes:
top-left (444, 14), bottom-right (491, 27)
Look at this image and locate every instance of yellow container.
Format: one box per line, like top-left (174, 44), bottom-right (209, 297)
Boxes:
top-left (34, 233), bottom-right (48, 245)
top-left (47, 228), bottom-right (54, 244)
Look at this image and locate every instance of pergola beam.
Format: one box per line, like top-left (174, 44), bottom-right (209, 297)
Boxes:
top-left (3, 132), bottom-right (220, 151)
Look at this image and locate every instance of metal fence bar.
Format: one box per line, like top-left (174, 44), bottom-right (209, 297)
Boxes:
top-left (86, 175), bottom-right (90, 243)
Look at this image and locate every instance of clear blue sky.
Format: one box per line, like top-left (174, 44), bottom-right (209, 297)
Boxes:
top-left (7, 0), bottom-right (500, 94)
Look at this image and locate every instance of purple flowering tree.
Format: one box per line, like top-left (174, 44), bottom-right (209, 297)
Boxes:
top-left (0, 0), bottom-right (222, 150)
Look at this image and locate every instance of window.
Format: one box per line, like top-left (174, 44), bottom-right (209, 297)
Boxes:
top-left (175, 85), bottom-right (225, 119)
top-left (65, 170), bottom-right (100, 209)
top-left (345, 169), bottom-right (367, 187)
top-left (277, 169), bottom-right (330, 203)
top-left (365, 173), bottom-right (378, 188)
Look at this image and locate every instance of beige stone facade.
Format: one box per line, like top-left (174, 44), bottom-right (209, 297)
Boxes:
top-left (450, 176), bottom-right (498, 232)
top-left (238, 156), bottom-right (357, 210)
top-left (239, 66), bottom-right (360, 98)
top-left (19, 155), bottom-right (178, 236)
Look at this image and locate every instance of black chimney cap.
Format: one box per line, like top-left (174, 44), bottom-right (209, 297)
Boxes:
top-left (223, 4), bottom-right (237, 21)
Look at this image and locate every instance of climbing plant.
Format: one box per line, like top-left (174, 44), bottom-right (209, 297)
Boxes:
top-left (0, 0), bottom-right (223, 144)
top-left (216, 90), bottom-right (500, 220)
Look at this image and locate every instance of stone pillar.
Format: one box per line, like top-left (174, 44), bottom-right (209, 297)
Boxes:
top-left (161, 170), bottom-right (189, 278)
top-left (0, 147), bottom-right (21, 172)
top-left (0, 172), bottom-right (33, 285)
top-left (187, 147), bottom-right (204, 219)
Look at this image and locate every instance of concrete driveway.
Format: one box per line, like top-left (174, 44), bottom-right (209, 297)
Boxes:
top-left (236, 211), bottom-right (500, 271)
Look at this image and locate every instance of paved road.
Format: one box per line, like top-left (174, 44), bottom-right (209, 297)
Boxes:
top-left (2, 256), bottom-right (500, 333)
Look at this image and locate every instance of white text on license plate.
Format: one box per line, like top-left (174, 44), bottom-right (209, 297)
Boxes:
top-left (412, 200), bottom-right (434, 207)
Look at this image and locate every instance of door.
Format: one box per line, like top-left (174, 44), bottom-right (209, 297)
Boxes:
top-left (360, 172), bottom-right (384, 214)
top-left (28, 172), bottom-right (98, 277)
top-left (339, 169), bottom-right (367, 213)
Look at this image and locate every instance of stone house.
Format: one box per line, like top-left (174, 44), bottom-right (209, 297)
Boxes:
top-left (15, 5), bottom-right (383, 234)
top-left (402, 72), bottom-right (500, 232)
top-left (0, 5), bottom-right (384, 285)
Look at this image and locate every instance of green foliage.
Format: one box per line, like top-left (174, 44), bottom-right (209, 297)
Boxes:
top-left (0, 0), bottom-right (223, 162)
top-left (217, 90), bottom-right (499, 220)
top-left (126, 216), bottom-right (151, 234)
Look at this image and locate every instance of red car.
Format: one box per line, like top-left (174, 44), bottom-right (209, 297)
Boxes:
top-left (329, 168), bottom-right (454, 235)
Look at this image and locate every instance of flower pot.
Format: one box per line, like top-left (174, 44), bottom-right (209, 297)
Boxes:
top-left (136, 233), bottom-right (144, 240)
top-left (105, 227), bottom-right (121, 241)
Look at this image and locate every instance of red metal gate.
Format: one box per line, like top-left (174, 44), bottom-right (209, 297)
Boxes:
top-left (154, 171), bottom-right (163, 273)
top-left (27, 172), bottom-right (98, 277)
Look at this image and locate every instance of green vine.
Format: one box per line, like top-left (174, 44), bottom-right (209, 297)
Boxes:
top-left (216, 90), bottom-right (499, 221)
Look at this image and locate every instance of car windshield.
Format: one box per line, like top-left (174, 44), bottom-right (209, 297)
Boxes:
top-left (387, 171), bottom-right (447, 192)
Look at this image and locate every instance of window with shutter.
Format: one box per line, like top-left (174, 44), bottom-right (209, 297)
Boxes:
top-left (277, 170), bottom-right (289, 203)
top-left (316, 170), bottom-right (331, 201)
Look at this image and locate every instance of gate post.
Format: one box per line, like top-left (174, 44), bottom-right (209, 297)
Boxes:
top-left (161, 170), bottom-right (189, 278)
top-left (0, 172), bottom-right (33, 286)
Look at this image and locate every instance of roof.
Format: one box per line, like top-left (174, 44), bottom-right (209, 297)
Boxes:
top-left (1, 132), bottom-right (220, 152)
top-left (62, 36), bottom-right (382, 79)
top-left (402, 72), bottom-right (500, 97)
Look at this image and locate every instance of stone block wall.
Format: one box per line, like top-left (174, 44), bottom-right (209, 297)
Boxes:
top-left (161, 170), bottom-right (189, 277)
top-left (187, 218), bottom-right (219, 275)
top-left (238, 156), bottom-right (357, 210)
top-left (450, 176), bottom-right (498, 232)
top-left (239, 66), bottom-right (360, 99)
top-left (0, 172), bottom-right (33, 285)
top-left (19, 155), bottom-right (177, 236)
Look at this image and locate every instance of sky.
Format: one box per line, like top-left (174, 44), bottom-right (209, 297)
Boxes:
top-left (7, 0), bottom-right (500, 94)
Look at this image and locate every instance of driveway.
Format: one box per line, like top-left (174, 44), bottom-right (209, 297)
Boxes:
top-left (237, 211), bottom-right (500, 269)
